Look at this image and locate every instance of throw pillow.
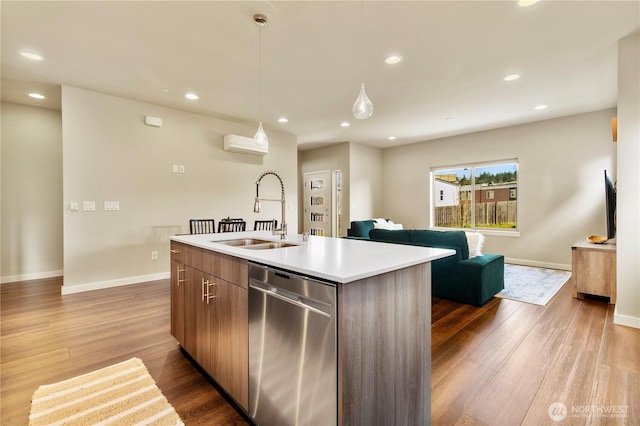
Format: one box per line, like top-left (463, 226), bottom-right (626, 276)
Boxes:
top-left (373, 219), bottom-right (403, 230)
top-left (465, 231), bottom-right (485, 258)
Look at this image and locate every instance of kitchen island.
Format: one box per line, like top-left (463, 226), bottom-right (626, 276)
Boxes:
top-left (169, 231), bottom-right (454, 426)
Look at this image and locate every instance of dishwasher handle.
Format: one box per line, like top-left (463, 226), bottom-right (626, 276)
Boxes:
top-left (250, 279), bottom-right (333, 318)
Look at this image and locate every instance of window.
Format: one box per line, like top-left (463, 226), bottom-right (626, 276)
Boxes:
top-left (431, 160), bottom-right (518, 230)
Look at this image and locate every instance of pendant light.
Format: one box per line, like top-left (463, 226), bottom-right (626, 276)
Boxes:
top-left (352, 1), bottom-right (373, 119)
top-left (254, 14), bottom-right (268, 146)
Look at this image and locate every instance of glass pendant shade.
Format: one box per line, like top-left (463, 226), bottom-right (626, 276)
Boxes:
top-left (352, 82), bottom-right (373, 119)
top-left (254, 121), bottom-right (268, 146)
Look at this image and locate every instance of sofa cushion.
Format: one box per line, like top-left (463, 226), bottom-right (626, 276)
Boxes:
top-left (369, 228), bottom-right (412, 244)
top-left (409, 229), bottom-right (470, 260)
top-left (349, 220), bottom-right (376, 238)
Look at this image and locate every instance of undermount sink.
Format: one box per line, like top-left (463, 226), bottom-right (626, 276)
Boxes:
top-left (242, 242), bottom-right (300, 250)
top-left (214, 238), bottom-right (300, 250)
top-left (215, 238), bottom-right (273, 247)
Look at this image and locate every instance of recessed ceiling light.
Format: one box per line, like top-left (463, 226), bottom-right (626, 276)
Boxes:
top-left (278, 117), bottom-right (288, 123)
top-left (28, 93), bottom-right (46, 99)
top-left (384, 55), bottom-right (403, 65)
top-left (534, 104), bottom-right (547, 110)
top-left (340, 122), bottom-right (351, 127)
top-left (185, 93), bottom-right (199, 100)
top-left (160, 88), bottom-right (170, 93)
top-left (519, 0), bottom-right (540, 7)
top-left (20, 50), bottom-right (44, 61)
top-left (503, 74), bottom-right (521, 81)
top-left (388, 136), bottom-right (397, 140)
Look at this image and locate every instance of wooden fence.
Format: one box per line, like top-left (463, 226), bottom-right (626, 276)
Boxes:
top-left (435, 201), bottom-right (517, 228)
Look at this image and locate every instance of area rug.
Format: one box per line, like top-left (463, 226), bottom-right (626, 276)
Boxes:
top-left (29, 357), bottom-right (183, 426)
top-left (496, 264), bottom-right (571, 306)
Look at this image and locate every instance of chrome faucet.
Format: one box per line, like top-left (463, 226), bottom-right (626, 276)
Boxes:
top-left (254, 171), bottom-right (287, 239)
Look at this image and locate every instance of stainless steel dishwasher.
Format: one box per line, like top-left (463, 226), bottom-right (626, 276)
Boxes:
top-left (248, 262), bottom-right (337, 426)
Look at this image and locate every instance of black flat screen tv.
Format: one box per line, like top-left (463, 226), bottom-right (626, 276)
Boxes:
top-left (604, 170), bottom-right (616, 240)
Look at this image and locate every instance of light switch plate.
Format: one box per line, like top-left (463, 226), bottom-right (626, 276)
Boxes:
top-left (104, 201), bottom-right (120, 211)
top-left (83, 201), bottom-right (96, 211)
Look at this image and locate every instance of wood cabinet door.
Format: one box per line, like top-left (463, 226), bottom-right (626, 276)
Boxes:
top-left (215, 279), bottom-right (249, 410)
top-left (183, 267), bottom-right (211, 370)
top-left (573, 248), bottom-right (616, 299)
top-left (170, 259), bottom-right (185, 346)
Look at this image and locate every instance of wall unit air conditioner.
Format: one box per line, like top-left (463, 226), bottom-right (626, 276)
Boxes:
top-left (223, 134), bottom-right (268, 156)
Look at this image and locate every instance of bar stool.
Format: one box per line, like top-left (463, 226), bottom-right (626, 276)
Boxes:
top-left (218, 220), bottom-right (246, 233)
top-left (189, 219), bottom-right (215, 234)
top-left (254, 219), bottom-right (277, 231)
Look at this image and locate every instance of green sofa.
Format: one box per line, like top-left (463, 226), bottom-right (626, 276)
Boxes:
top-left (347, 222), bottom-right (504, 306)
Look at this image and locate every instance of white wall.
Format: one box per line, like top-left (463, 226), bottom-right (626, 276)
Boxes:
top-left (382, 109), bottom-right (617, 269)
top-left (1, 101), bottom-right (63, 282)
top-left (615, 33), bottom-right (640, 329)
top-left (61, 86), bottom-right (298, 293)
top-left (349, 142), bottom-right (383, 221)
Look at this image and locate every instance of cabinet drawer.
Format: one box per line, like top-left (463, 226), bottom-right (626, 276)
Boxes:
top-left (170, 242), bottom-right (185, 263)
top-left (184, 246), bottom-right (212, 273)
top-left (217, 253), bottom-right (248, 289)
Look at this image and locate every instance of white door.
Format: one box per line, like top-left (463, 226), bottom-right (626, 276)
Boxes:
top-left (303, 171), bottom-right (332, 237)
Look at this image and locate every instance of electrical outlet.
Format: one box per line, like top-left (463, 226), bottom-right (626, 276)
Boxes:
top-left (70, 202), bottom-right (79, 211)
top-left (178, 164), bottom-right (185, 174)
top-left (151, 251), bottom-right (158, 260)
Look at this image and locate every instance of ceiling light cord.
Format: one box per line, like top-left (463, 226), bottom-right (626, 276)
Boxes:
top-left (359, 0), bottom-right (364, 83)
top-left (352, 0), bottom-right (374, 120)
top-left (253, 14), bottom-right (268, 146)
top-left (259, 24), bottom-right (263, 123)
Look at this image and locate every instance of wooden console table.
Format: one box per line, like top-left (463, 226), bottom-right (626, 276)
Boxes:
top-left (571, 239), bottom-right (616, 304)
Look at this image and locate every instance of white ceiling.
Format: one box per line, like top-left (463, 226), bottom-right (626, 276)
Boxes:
top-left (2, 1), bottom-right (638, 150)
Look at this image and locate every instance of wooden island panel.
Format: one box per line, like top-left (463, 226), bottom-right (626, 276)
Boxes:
top-left (338, 263), bottom-right (431, 426)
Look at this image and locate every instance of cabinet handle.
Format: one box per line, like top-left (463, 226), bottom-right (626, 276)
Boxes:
top-left (170, 249), bottom-right (182, 254)
top-left (207, 281), bottom-right (217, 303)
top-left (176, 267), bottom-right (186, 286)
top-left (201, 278), bottom-right (217, 304)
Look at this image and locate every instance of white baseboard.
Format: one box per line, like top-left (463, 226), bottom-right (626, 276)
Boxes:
top-left (505, 258), bottom-right (571, 271)
top-left (613, 307), bottom-right (640, 329)
top-left (61, 272), bottom-right (170, 295)
top-left (1, 270), bottom-right (64, 284)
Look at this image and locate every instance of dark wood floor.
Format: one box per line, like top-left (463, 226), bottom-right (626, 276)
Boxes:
top-left (1, 276), bottom-right (638, 425)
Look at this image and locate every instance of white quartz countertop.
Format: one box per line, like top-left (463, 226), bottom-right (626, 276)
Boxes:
top-left (170, 231), bottom-right (455, 284)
